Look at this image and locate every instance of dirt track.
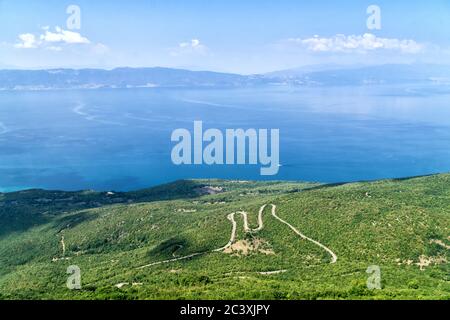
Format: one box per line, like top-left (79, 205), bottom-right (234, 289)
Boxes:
top-left (270, 204), bottom-right (337, 263)
top-left (137, 204), bottom-right (337, 269)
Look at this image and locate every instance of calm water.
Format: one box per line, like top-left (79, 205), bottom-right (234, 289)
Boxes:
top-left (1, 84), bottom-right (450, 192)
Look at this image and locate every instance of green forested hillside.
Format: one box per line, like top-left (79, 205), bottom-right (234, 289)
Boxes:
top-left (0, 175), bottom-right (448, 300)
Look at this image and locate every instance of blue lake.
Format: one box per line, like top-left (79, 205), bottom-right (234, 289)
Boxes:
top-left (1, 84), bottom-right (450, 191)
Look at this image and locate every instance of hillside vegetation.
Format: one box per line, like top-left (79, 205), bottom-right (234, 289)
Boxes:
top-left (0, 175), bottom-right (448, 300)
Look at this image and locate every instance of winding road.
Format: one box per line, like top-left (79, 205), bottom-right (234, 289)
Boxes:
top-left (137, 204), bottom-right (337, 269)
top-left (270, 205), bottom-right (337, 263)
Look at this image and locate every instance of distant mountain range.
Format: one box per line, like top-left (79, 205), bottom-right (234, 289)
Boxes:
top-left (270, 64), bottom-right (450, 86)
top-left (0, 64), bottom-right (449, 90)
top-left (0, 67), bottom-right (266, 90)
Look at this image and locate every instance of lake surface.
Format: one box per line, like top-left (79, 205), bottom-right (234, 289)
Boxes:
top-left (1, 84), bottom-right (450, 192)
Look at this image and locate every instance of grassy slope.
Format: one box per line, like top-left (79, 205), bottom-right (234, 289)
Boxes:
top-left (0, 176), bottom-right (448, 300)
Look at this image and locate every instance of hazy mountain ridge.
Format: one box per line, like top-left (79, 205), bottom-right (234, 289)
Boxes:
top-left (294, 64), bottom-right (450, 86)
top-left (1, 64), bottom-right (450, 90)
top-left (0, 67), bottom-right (269, 90)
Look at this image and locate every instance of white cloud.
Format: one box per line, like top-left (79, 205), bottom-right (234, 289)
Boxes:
top-left (14, 33), bottom-right (38, 49)
top-left (171, 39), bottom-right (208, 56)
top-left (179, 39), bottom-right (201, 48)
top-left (14, 26), bottom-right (91, 50)
top-left (288, 33), bottom-right (424, 54)
top-left (40, 26), bottom-right (90, 44)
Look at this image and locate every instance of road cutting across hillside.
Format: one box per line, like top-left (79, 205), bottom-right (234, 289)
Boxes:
top-left (270, 205), bottom-right (337, 263)
top-left (137, 204), bottom-right (337, 269)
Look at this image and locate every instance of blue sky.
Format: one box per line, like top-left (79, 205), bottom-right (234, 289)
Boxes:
top-left (1, 0), bottom-right (450, 73)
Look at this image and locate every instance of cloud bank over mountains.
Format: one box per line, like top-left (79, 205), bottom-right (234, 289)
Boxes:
top-left (287, 33), bottom-right (424, 54)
